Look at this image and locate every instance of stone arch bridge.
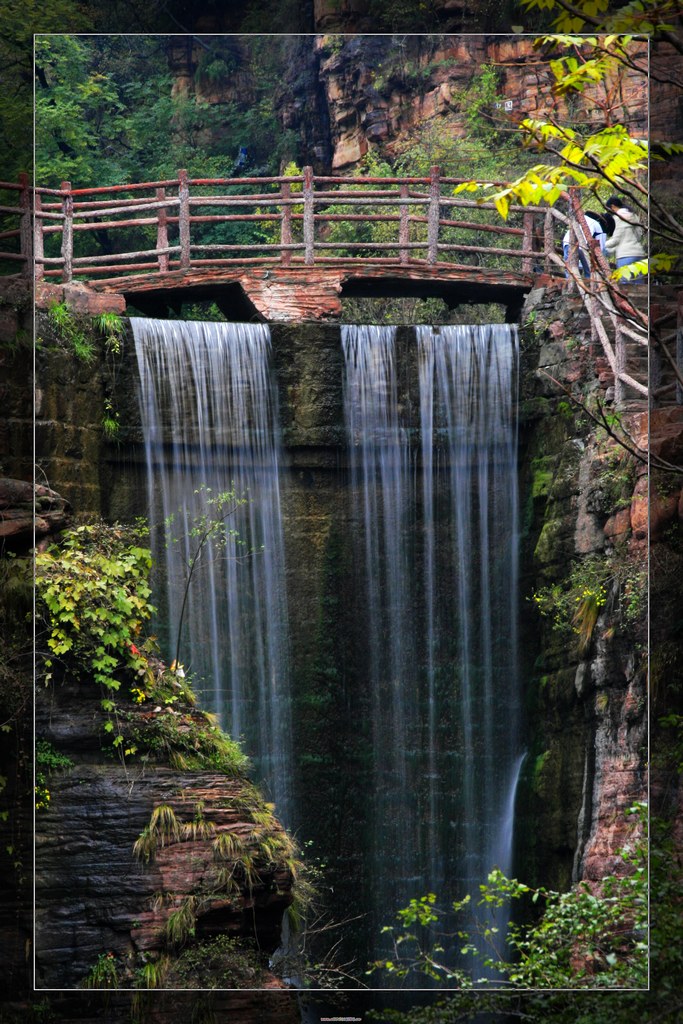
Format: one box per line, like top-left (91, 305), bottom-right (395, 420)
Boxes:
top-left (26, 166), bottom-right (554, 320)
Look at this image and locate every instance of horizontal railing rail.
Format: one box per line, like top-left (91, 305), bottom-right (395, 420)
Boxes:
top-left (24, 167), bottom-right (552, 282)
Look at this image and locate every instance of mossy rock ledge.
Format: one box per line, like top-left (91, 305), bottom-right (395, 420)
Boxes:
top-left (34, 680), bottom-right (299, 992)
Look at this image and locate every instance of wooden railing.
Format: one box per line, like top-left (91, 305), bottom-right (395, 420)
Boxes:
top-left (23, 167), bottom-right (554, 283)
top-left (0, 170), bottom-right (653, 409)
top-left (0, 174), bottom-right (31, 274)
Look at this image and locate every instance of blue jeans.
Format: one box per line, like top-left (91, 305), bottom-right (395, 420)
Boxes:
top-left (616, 255), bottom-right (646, 284)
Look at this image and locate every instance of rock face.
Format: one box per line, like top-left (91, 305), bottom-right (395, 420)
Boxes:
top-left (29, 306), bottom-right (653, 907)
top-left (279, 35), bottom-right (647, 172)
top-left (35, 682), bottom-right (296, 990)
top-left (516, 284), bottom-right (649, 891)
top-left (9, 289), bottom-right (679, 998)
top-left (294, 36), bottom-right (647, 171)
top-left (160, 35), bottom-right (647, 176)
top-left (0, 477), bottom-right (70, 544)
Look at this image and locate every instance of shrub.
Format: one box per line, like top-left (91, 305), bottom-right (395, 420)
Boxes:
top-left (35, 523), bottom-right (155, 738)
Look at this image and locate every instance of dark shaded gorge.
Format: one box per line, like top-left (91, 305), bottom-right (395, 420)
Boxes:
top-left (131, 318), bottom-right (524, 982)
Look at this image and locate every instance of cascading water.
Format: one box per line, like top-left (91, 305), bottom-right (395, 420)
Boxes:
top-left (343, 326), bottom-right (419, 916)
top-left (132, 318), bottom-right (293, 821)
top-left (131, 315), bottom-right (522, 984)
top-left (343, 323), bottom-right (523, 980)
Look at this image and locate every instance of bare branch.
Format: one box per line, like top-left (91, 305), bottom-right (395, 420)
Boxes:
top-left (539, 370), bottom-right (683, 475)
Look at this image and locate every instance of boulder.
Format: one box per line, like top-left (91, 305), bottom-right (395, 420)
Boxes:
top-left (0, 477), bottom-right (70, 543)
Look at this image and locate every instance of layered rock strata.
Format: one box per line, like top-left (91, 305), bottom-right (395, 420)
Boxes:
top-left (518, 284), bottom-right (650, 890)
top-left (35, 683), bottom-right (296, 990)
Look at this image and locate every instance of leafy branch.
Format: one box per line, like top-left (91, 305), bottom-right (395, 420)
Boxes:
top-left (371, 806), bottom-right (647, 988)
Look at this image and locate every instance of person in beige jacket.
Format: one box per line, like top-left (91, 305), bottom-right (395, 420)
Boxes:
top-left (605, 195), bottom-right (646, 277)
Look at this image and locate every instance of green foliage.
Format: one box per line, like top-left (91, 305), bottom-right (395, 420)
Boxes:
top-left (370, 889), bottom-right (474, 986)
top-left (94, 312), bottom-right (126, 441)
top-left (598, 444), bottom-right (636, 513)
top-left (35, 740), bottom-right (73, 811)
top-left (35, 35), bottom-right (297, 192)
top-left (519, 0), bottom-right (679, 35)
top-left (47, 301), bottom-right (94, 363)
top-left (479, 839), bottom-right (647, 987)
top-left (320, 63), bottom-right (537, 291)
top-left (532, 551), bottom-right (645, 652)
top-left (132, 804), bottom-right (181, 863)
top-left (93, 311), bottom-right (124, 354)
top-left (133, 803), bottom-right (218, 864)
top-left (35, 35), bottom-right (172, 187)
top-left (194, 40), bottom-right (240, 89)
top-left (0, 0), bottom-right (93, 181)
top-left (163, 896), bottom-right (197, 948)
top-left (392, 66), bottom-right (528, 181)
top-left (369, 49), bottom-right (459, 97)
top-left (371, 806), bottom-right (647, 989)
top-left (341, 295), bottom-right (501, 326)
top-left (367, 0), bottom-right (443, 32)
top-left (101, 398), bottom-right (120, 441)
top-left (449, 28), bottom-right (680, 282)
top-left (165, 934), bottom-right (266, 989)
top-left (34, 778), bottom-right (51, 813)
top-left (177, 301), bottom-right (226, 323)
top-left (83, 951), bottom-right (119, 989)
top-left (131, 707), bottom-right (249, 776)
top-left (134, 955), bottom-right (170, 989)
top-left (35, 523), bottom-right (155, 737)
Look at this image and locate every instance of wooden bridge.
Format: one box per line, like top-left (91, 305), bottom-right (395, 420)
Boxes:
top-left (0, 169), bottom-right (652, 404)
top-left (21, 167), bottom-right (552, 319)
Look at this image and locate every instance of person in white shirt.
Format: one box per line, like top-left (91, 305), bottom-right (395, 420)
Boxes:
top-left (562, 212), bottom-right (607, 278)
top-left (604, 195), bottom-right (646, 277)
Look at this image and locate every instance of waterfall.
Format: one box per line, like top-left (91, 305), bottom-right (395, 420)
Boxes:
top-left (131, 315), bottom-right (522, 983)
top-left (342, 326), bottom-right (419, 918)
top-left (343, 323), bottom-right (522, 978)
top-left (132, 318), bottom-right (293, 820)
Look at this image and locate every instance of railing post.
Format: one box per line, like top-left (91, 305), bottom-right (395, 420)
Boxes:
top-left (399, 183), bottom-right (409, 265)
top-left (566, 189), bottom-right (583, 289)
top-left (303, 165), bottom-right (314, 265)
top-left (33, 190), bottom-right (44, 282)
top-left (427, 165), bottom-right (440, 265)
top-left (156, 187), bottom-right (169, 273)
top-left (60, 180), bottom-right (73, 283)
top-left (615, 323), bottom-right (625, 407)
top-left (280, 180), bottom-right (292, 267)
top-left (18, 172), bottom-right (31, 278)
top-left (568, 187), bottom-right (612, 287)
top-left (33, 190), bottom-right (44, 280)
top-left (567, 227), bottom-right (580, 289)
top-left (543, 209), bottom-right (554, 273)
top-left (178, 169), bottom-right (190, 270)
top-left (522, 211), bottom-right (533, 273)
